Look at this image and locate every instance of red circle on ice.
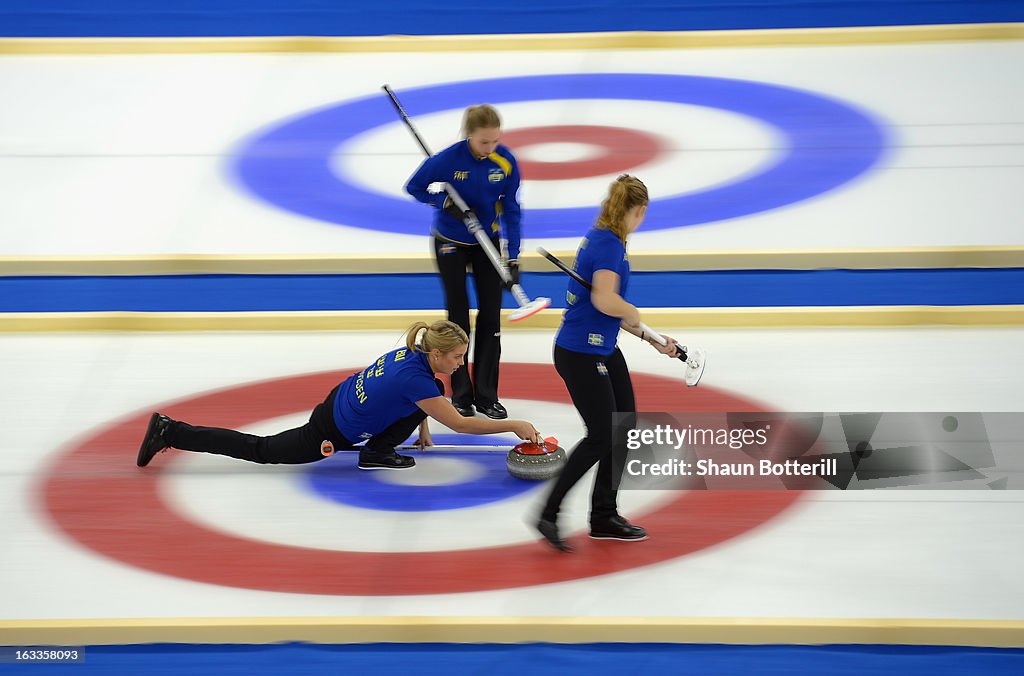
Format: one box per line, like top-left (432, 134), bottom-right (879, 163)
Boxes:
top-left (503, 125), bottom-right (666, 180)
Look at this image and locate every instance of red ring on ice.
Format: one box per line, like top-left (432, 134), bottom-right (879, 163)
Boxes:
top-left (41, 363), bottom-right (802, 596)
top-left (503, 125), bottom-right (666, 180)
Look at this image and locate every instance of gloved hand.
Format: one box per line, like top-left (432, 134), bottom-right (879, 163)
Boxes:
top-left (442, 195), bottom-right (476, 223)
top-left (504, 259), bottom-right (520, 290)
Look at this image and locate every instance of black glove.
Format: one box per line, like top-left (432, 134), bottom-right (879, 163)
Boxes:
top-left (442, 195), bottom-right (476, 223)
top-left (504, 260), bottom-right (520, 290)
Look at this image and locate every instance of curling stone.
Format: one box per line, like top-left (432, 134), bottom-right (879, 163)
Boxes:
top-left (506, 437), bottom-right (566, 480)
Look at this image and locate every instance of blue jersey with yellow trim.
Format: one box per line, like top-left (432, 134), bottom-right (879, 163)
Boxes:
top-left (405, 140), bottom-right (522, 260)
top-left (554, 227), bottom-right (630, 356)
top-left (333, 348), bottom-right (440, 441)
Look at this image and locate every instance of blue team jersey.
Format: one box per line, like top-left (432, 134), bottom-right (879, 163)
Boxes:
top-left (405, 140), bottom-right (522, 260)
top-left (333, 348), bottom-right (440, 441)
top-left (555, 228), bottom-right (630, 356)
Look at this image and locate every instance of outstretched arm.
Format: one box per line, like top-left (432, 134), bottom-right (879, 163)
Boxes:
top-left (416, 396), bottom-right (541, 443)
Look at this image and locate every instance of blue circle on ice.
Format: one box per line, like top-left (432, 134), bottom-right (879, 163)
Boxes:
top-left (233, 73), bottom-right (886, 237)
top-left (306, 452), bottom-right (539, 512)
top-left (304, 434), bottom-right (540, 512)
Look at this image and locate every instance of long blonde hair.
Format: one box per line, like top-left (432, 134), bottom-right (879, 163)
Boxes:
top-left (404, 320), bottom-right (469, 354)
top-left (596, 174), bottom-right (649, 243)
top-left (462, 104), bottom-right (501, 136)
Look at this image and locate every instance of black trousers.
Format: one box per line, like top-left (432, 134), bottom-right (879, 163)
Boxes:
top-left (541, 345), bottom-right (636, 523)
top-left (164, 380), bottom-right (443, 464)
top-left (433, 236), bottom-right (503, 408)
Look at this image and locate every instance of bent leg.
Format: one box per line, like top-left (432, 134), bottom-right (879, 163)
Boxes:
top-left (364, 378), bottom-right (444, 453)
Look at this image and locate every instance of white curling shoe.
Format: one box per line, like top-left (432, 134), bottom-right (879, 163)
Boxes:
top-left (682, 346), bottom-right (706, 387)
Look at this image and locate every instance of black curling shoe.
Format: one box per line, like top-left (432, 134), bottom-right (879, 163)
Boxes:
top-left (536, 518), bottom-right (573, 553)
top-left (476, 401), bottom-right (508, 420)
top-left (358, 449), bottom-right (416, 470)
top-left (589, 515), bottom-right (648, 541)
top-left (453, 402), bottom-right (475, 417)
top-left (137, 412), bottom-right (173, 467)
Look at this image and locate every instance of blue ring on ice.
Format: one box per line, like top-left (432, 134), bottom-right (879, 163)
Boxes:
top-left (233, 73), bottom-right (886, 237)
top-left (305, 434), bottom-right (540, 511)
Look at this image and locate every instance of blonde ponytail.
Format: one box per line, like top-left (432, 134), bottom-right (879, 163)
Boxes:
top-left (404, 320), bottom-right (469, 354)
top-left (595, 174), bottom-right (649, 243)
